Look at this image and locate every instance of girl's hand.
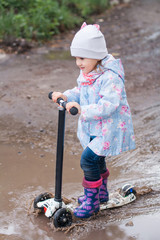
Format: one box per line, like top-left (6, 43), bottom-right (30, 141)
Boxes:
top-left (52, 92), bottom-right (67, 103)
top-left (66, 102), bottom-right (81, 114)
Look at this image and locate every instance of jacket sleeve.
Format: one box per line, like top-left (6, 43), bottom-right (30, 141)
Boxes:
top-left (80, 72), bottom-right (124, 121)
top-left (63, 86), bottom-right (80, 104)
top-left (63, 75), bottom-right (81, 103)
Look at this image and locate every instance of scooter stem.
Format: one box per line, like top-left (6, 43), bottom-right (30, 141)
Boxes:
top-left (54, 107), bottom-right (65, 202)
top-left (48, 92), bottom-right (78, 203)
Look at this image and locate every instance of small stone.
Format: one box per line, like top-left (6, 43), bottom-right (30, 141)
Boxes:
top-left (98, 18), bottom-right (104, 23)
top-left (27, 95), bottom-right (31, 99)
top-left (125, 221), bottom-right (134, 226)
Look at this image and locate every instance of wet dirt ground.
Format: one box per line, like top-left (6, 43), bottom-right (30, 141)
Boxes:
top-left (0, 0), bottom-right (160, 239)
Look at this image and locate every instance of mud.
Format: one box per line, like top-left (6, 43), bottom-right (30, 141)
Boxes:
top-left (0, 0), bottom-right (160, 239)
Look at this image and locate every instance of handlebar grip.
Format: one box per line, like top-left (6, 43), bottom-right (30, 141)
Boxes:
top-left (48, 92), bottom-right (78, 116)
top-left (69, 106), bottom-right (78, 115)
top-left (48, 91), bottom-right (53, 100)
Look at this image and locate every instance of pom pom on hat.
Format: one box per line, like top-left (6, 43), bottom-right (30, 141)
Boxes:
top-left (70, 22), bottom-right (108, 60)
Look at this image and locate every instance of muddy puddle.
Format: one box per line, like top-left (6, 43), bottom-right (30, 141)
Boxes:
top-left (0, 133), bottom-right (160, 240)
top-left (82, 212), bottom-right (160, 240)
top-left (0, 144), bottom-right (82, 240)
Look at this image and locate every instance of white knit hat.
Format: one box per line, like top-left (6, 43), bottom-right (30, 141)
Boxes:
top-left (70, 22), bottom-right (108, 60)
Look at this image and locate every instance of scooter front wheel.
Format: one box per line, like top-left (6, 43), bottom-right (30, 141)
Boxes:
top-left (33, 192), bottom-right (52, 211)
top-left (53, 208), bottom-right (72, 228)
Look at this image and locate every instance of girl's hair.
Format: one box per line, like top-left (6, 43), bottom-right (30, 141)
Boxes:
top-left (94, 60), bottom-right (103, 72)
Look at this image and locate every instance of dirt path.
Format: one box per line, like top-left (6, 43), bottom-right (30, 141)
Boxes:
top-left (0, 0), bottom-right (160, 149)
top-left (0, 0), bottom-right (160, 239)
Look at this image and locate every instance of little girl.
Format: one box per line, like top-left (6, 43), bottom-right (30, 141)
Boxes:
top-left (52, 22), bottom-right (136, 218)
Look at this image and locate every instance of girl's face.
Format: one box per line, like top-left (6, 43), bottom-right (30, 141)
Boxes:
top-left (76, 57), bottom-right (99, 74)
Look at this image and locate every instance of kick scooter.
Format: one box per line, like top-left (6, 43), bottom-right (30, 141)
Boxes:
top-left (33, 92), bottom-right (136, 228)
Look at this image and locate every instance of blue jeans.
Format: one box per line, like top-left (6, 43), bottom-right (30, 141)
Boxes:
top-left (80, 137), bottom-right (107, 181)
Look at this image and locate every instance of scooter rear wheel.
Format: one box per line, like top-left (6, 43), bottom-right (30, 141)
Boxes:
top-left (121, 184), bottom-right (136, 197)
top-left (53, 208), bottom-right (72, 228)
top-left (33, 192), bottom-right (52, 211)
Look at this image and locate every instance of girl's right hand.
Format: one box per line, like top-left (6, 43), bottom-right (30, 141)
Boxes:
top-left (51, 92), bottom-right (67, 103)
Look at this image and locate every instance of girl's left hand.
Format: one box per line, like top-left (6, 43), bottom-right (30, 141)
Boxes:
top-left (66, 102), bottom-right (81, 114)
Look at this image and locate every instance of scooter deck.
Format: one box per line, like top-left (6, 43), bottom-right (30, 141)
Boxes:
top-left (67, 190), bottom-right (136, 212)
top-left (100, 191), bottom-right (136, 210)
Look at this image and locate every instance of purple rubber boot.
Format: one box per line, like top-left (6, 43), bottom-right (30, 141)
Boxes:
top-left (99, 169), bottom-right (110, 203)
top-left (74, 178), bottom-right (102, 218)
top-left (78, 169), bottom-right (110, 204)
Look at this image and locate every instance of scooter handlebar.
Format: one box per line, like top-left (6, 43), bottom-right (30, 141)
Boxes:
top-left (48, 92), bottom-right (78, 115)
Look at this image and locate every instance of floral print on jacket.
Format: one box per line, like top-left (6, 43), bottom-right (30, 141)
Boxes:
top-left (64, 54), bottom-right (136, 156)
